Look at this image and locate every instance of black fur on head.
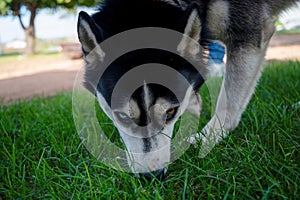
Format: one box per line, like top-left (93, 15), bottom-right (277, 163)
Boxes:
top-left (92, 0), bottom-right (190, 37)
top-left (98, 48), bottom-right (205, 107)
top-left (77, 0), bottom-right (207, 107)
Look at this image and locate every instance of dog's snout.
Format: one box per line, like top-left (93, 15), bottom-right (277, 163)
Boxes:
top-left (139, 167), bottom-right (167, 181)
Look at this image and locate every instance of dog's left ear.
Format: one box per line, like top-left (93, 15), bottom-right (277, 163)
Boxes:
top-left (77, 11), bottom-right (106, 61)
top-left (177, 4), bottom-right (201, 57)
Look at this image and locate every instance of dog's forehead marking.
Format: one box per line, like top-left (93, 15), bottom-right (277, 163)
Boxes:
top-left (155, 98), bottom-right (172, 113)
top-left (143, 81), bottom-right (151, 110)
top-left (128, 98), bottom-right (140, 118)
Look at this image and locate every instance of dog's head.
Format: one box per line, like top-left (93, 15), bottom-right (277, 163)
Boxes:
top-left (77, 0), bottom-right (206, 180)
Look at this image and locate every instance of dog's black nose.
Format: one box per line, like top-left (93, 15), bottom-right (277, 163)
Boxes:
top-left (139, 168), bottom-right (167, 181)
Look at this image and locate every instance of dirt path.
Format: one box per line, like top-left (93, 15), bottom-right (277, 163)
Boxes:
top-left (0, 34), bottom-right (300, 104)
top-left (266, 34), bottom-right (300, 60)
top-left (0, 56), bottom-right (83, 103)
top-left (0, 71), bottom-right (78, 103)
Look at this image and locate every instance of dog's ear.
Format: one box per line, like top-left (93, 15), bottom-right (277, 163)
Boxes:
top-left (77, 11), bottom-right (105, 61)
top-left (177, 4), bottom-right (201, 57)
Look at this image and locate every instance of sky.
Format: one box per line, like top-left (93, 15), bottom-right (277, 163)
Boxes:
top-left (0, 4), bottom-right (300, 44)
top-left (0, 8), bottom-right (95, 44)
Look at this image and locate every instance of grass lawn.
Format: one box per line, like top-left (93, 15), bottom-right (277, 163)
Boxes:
top-left (0, 61), bottom-right (299, 199)
top-left (0, 52), bottom-right (61, 66)
top-left (276, 29), bottom-right (300, 35)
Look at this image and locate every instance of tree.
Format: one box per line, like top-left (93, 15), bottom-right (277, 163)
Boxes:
top-left (0, 0), bottom-right (98, 55)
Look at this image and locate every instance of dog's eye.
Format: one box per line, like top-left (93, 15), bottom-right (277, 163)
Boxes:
top-left (167, 108), bottom-right (175, 115)
top-left (166, 107), bottom-right (178, 122)
top-left (115, 112), bottom-right (132, 124)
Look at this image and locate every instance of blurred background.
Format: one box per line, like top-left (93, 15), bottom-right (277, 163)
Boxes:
top-left (0, 1), bottom-right (300, 103)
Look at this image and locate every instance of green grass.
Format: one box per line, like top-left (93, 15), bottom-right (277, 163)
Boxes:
top-left (275, 29), bottom-right (300, 35)
top-left (0, 53), bottom-right (22, 65)
top-left (0, 52), bottom-right (61, 65)
top-left (1, 61), bottom-right (299, 199)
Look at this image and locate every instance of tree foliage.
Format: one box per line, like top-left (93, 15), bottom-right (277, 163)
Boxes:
top-left (0, 0), bottom-right (97, 15)
top-left (0, 0), bottom-right (99, 55)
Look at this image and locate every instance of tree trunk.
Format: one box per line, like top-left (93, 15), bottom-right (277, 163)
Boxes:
top-left (24, 25), bottom-right (35, 55)
top-left (18, 4), bottom-right (36, 56)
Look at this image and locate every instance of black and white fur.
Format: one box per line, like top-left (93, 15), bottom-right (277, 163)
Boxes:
top-left (77, 0), bottom-right (299, 179)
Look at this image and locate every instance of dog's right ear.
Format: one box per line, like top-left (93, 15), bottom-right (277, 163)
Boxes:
top-left (77, 11), bottom-right (105, 61)
top-left (177, 3), bottom-right (201, 57)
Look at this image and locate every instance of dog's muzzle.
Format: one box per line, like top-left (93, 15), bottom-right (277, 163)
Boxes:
top-left (138, 167), bottom-right (168, 181)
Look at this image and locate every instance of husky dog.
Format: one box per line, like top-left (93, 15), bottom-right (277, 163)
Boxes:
top-left (77, 0), bottom-right (299, 179)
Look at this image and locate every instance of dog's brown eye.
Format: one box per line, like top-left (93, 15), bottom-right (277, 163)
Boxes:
top-left (166, 108), bottom-right (175, 115)
top-left (166, 107), bottom-right (178, 122)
